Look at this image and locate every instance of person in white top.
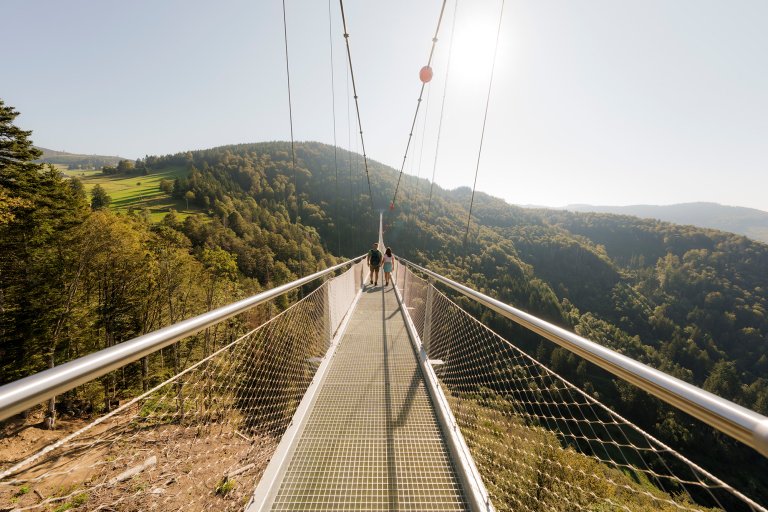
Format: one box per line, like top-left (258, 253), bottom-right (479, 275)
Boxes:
top-left (382, 247), bottom-right (395, 287)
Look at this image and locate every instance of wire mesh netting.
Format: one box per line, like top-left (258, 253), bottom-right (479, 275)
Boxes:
top-left (0, 262), bottom-right (364, 512)
top-left (399, 264), bottom-right (767, 512)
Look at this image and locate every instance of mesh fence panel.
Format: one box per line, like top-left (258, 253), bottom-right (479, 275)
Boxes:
top-left (401, 263), bottom-right (429, 342)
top-left (400, 265), bottom-right (766, 512)
top-left (328, 263), bottom-right (360, 338)
top-left (395, 258), bottom-right (406, 292)
top-left (0, 267), bottom-right (361, 512)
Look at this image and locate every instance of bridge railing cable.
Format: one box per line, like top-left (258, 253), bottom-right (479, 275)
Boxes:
top-left (396, 258), bottom-right (768, 511)
top-left (0, 257), bottom-right (367, 511)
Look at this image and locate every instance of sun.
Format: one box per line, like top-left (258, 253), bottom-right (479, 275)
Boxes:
top-left (448, 5), bottom-right (503, 87)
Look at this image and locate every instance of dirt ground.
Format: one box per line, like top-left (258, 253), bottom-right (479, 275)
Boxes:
top-left (1, 413), bottom-right (91, 461)
top-left (0, 412), bottom-right (277, 511)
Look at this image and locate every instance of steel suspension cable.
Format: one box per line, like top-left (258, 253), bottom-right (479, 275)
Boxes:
top-left (281, 0), bottom-right (303, 278)
top-left (338, 0), bottom-right (375, 212)
top-left (464, 0), bottom-right (505, 245)
top-left (427, 0), bottom-right (459, 221)
top-left (390, 0), bottom-right (449, 211)
top-left (346, 60), bottom-right (354, 250)
top-left (409, 84), bottom-right (431, 240)
top-left (328, 0), bottom-right (341, 256)
top-left (414, 84), bottom-right (431, 192)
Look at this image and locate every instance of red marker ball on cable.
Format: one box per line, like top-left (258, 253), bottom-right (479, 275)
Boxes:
top-left (419, 66), bottom-right (433, 83)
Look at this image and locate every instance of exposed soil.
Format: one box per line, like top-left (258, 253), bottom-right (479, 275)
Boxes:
top-left (1, 411), bottom-right (277, 511)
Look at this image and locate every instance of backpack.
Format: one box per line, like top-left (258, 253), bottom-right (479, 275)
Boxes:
top-left (369, 249), bottom-right (382, 266)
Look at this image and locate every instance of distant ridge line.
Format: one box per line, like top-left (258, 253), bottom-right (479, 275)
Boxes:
top-left (556, 202), bottom-right (768, 244)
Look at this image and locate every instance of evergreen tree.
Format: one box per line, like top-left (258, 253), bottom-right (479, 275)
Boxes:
top-left (0, 99), bottom-right (43, 186)
top-left (0, 99), bottom-right (89, 428)
top-left (90, 184), bottom-right (111, 209)
top-left (0, 99), bottom-right (41, 226)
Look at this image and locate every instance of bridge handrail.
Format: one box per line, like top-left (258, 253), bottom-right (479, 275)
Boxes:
top-left (0, 255), bottom-right (366, 423)
top-left (398, 257), bottom-right (768, 459)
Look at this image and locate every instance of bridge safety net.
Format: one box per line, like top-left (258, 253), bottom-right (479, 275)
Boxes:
top-left (0, 261), bottom-right (365, 512)
top-left (397, 263), bottom-right (766, 512)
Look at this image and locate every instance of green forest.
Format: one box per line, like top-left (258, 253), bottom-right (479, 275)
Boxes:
top-left (2, 99), bottom-right (767, 504)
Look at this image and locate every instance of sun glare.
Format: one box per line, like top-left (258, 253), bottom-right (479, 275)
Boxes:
top-left (450, 9), bottom-right (503, 87)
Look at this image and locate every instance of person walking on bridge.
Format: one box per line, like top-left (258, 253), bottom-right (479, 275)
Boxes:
top-left (367, 242), bottom-right (383, 286)
top-left (382, 247), bottom-right (395, 287)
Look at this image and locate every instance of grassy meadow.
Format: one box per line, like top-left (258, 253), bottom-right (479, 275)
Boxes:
top-left (65, 166), bottom-right (197, 222)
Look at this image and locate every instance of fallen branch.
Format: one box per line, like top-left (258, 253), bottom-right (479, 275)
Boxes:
top-left (234, 430), bottom-right (252, 442)
top-left (108, 455), bottom-right (157, 486)
top-left (224, 463), bottom-right (255, 479)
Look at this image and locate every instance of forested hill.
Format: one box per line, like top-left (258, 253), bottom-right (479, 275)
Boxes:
top-left (34, 146), bottom-right (128, 169)
top-left (149, 141), bottom-right (768, 404)
top-left (3, 132), bottom-right (767, 501)
top-left (566, 202), bottom-right (768, 244)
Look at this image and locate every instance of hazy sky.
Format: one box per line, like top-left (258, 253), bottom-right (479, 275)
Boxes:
top-left (2, 0), bottom-right (767, 211)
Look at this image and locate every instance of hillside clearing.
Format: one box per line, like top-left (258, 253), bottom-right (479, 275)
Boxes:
top-left (71, 166), bottom-right (198, 222)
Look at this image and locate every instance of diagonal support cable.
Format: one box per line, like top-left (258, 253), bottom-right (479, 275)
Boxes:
top-left (328, 0), bottom-right (341, 255)
top-left (427, 0), bottom-right (459, 221)
top-left (465, 0), bottom-right (505, 246)
top-left (338, 0), bottom-right (376, 212)
top-left (281, 0), bottom-right (303, 278)
top-left (390, 0), bottom-right (449, 211)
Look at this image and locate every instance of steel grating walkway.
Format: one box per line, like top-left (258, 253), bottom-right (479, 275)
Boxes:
top-left (269, 285), bottom-right (468, 511)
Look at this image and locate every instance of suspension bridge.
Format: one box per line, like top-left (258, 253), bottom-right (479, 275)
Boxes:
top-left (0, 217), bottom-right (767, 511)
top-left (2, 0), bottom-right (768, 510)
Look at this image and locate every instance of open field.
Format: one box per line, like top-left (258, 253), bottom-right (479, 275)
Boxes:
top-left (68, 167), bottom-right (200, 223)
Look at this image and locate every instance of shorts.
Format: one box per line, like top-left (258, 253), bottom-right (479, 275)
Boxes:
top-left (383, 262), bottom-right (393, 273)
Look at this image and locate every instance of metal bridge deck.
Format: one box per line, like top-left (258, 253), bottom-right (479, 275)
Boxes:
top-left (269, 285), bottom-right (468, 511)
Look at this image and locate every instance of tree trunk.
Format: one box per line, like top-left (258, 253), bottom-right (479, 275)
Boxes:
top-left (141, 356), bottom-right (149, 392)
top-left (45, 396), bottom-right (56, 430)
top-left (173, 343), bottom-right (184, 421)
top-left (45, 349), bottom-right (56, 429)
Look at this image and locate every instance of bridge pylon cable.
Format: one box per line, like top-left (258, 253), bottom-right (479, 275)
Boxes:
top-left (281, 0), bottom-right (303, 280)
top-left (427, 0), bottom-right (459, 222)
top-left (377, 211), bottom-right (385, 250)
top-left (390, 0), bottom-right (449, 212)
top-left (328, 0), bottom-right (341, 256)
top-left (414, 84), bottom-right (431, 192)
top-left (464, 0), bottom-right (505, 246)
top-left (338, 0), bottom-right (376, 213)
top-left (346, 63), bottom-right (355, 254)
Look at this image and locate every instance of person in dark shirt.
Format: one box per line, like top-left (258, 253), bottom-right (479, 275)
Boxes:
top-left (367, 242), bottom-right (383, 286)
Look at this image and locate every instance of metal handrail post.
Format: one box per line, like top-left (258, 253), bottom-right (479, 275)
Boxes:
top-left (422, 275), bottom-right (435, 353)
top-left (399, 258), bottom-right (768, 459)
top-left (0, 256), bottom-right (366, 422)
top-left (403, 258), bottom-right (409, 299)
